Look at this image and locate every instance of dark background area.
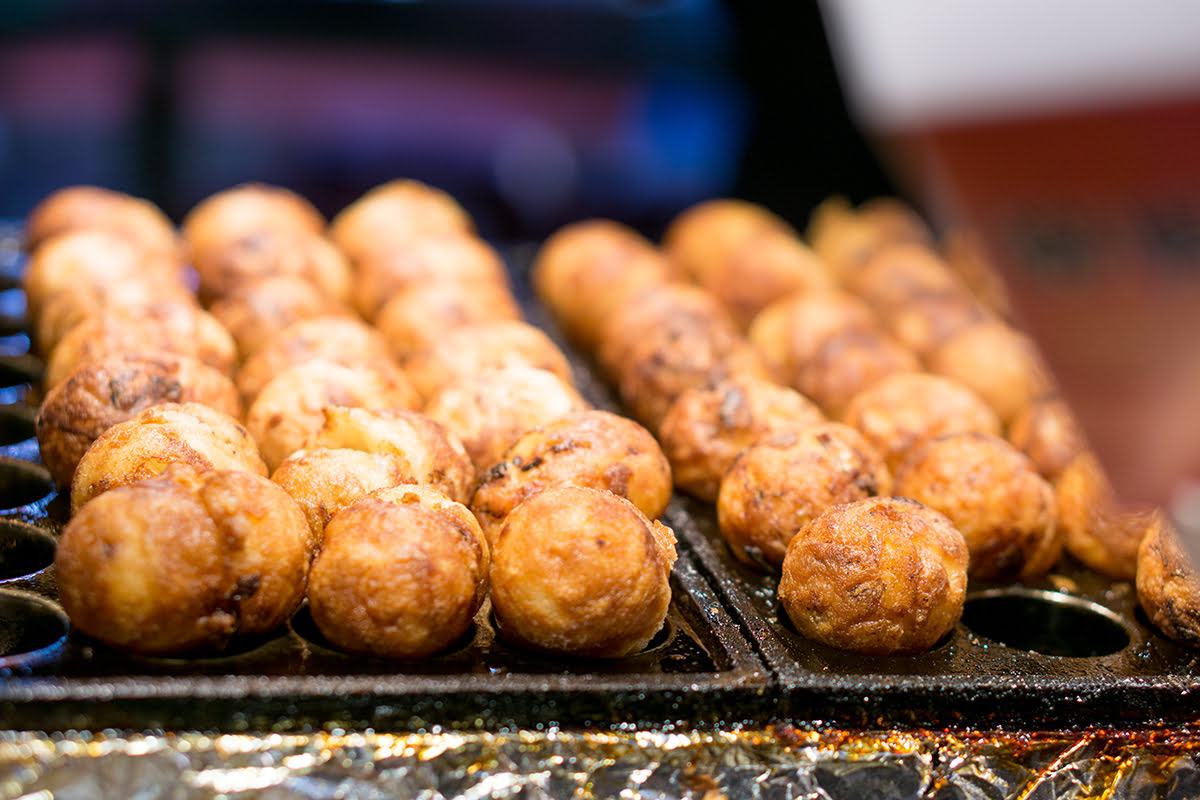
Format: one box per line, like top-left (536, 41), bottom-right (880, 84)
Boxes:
top-left (0, 1), bottom-right (897, 240)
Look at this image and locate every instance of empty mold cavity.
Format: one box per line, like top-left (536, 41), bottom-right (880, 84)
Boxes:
top-left (0, 459), bottom-right (54, 512)
top-left (962, 588), bottom-right (1131, 657)
top-left (0, 520), bottom-right (55, 581)
top-left (0, 404), bottom-right (36, 448)
top-left (0, 589), bottom-right (69, 669)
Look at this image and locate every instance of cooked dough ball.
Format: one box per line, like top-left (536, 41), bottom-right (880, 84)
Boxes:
top-left (303, 406), bottom-right (474, 504)
top-left (404, 319), bottom-right (574, 402)
top-left (191, 227), bottom-right (352, 306)
top-left (34, 274), bottom-right (195, 358)
top-left (778, 495), bottom-right (968, 656)
top-left (597, 282), bottom-right (769, 431)
top-left (44, 302), bottom-right (238, 390)
top-left (717, 422), bottom-right (891, 570)
top-left (246, 360), bottom-right (422, 471)
top-left (375, 280), bottom-right (523, 362)
top-left (1057, 452), bottom-right (1159, 581)
top-left (662, 197), bottom-right (794, 287)
top-left (1137, 518), bottom-right (1200, 647)
top-left (844, 242), bottom-right (971, 313)
top-left (531, 218), bottom-right (675, 350)
top-left (208, 274), bottom-right (354, 362)
top-left (747, 289), bottom-right (878, 386)
top-left (352, 232), bottom-right (511, 321)
top-left (658, 374), bottom-right (824, 502)
top-left (424, 365), bottom-right (590, 475)
top-left (70, 402), bottom-right (267, 515)
top-left (37, 353), bottom-right (242, 489)
top-left (328, 178), bottom-right (475, 267)
top-left (490, 485), bottom-right (676, 658)
top-left (307, 486), bottom-right (488, 659)
top-left (793, 327), bottom-right (920, 419)
top-left (181, 183), bottom-right (325, 279)
top-left (841, 371), bottom-right (1001, 472)
top-left (700, 227), bottom-right (834, 330)
top-left (1007, 394), bottom-right (1087, 482)
top-left (941, 228), bottom-right (1012, 318)
top-left (926, 320), bottom-right (1054, 426)
top-left (235, 316), bottom-right (401, 404)
top-left (894, 432), bottom-right (1060, 581)
top-left (24, 185), bottom-right (179, 256)
top-left (471, 409), bottom-right (672, 548)
top-left (55, 463), bottom-right (311, 655)
top-left (22, 228), bottom-right (190, 324)
top-left (806, 195), bottom-right (934, 282)
top-left (878, 290), bottom-right (993, 360)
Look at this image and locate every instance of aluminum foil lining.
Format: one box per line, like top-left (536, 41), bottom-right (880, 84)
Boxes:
top-left (1, 726), bottom-right (1198, 799)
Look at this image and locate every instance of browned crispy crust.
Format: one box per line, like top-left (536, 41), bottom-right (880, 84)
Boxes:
top-left (894, 431), bottom-right (1061, 581)
top-left (24, 184), bottom-right (179, 256)
top-left (778, 495), bottom-right (968, 656)
top-left (208, 274), bottom-right (354, 363)
top-left (470, 409), bottom-right (672, 549)
top-left (55, 463), bottom-right (311, 655)
top-left (375, 280), bottom-right (523, 363)
top-left (191, 227), bottom-right (351, 306)
top-left (746, 289), bottom-right (879, 386)
top-left (841, 371), bottom-right (1001, 473)
top-left (1057, 451), bottom-right (1158, 581)
top-left (661, 197), bottom-right (795, 288)
top-left (306, 487), bottom-right (488, 659)
top-left (489, 485), bottom-right (676, 658)
top-left (1137, 518), bottom-right (1200, 647)
top-left (657, 374), bottom-right (825, 502)
top-left (1007, 394), bottom-right (1088, 482)
top-left (792, 326), bottom-right (920, 419)
top-left (36, 353), bottom-right (242, 489)
top-left (70, 402), bottom-right (267, 515)
top-left (716, 421), bottom-right (891, 570)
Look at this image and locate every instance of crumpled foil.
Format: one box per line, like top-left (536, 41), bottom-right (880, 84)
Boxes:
top-left (1, 726), bottom-right (1197, 799)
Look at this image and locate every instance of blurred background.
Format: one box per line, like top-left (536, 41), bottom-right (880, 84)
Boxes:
top-left (0, 1), bottom-right (896, 240)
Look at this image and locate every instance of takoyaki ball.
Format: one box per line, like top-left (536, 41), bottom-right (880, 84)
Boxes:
top-left (352, 232), bottom-right (511, 321)
top-left (490, 485), bottom-right (676, 658)
top-left (208, 274), bottom-right (354, 363)
top-left (894, 432), bottom-right (1060, 581)
top-left (37, 353), bottom-right (242, 489)
top-left (1137, 518), bottom-right (1200, 647)
top-left (181, 183), bottom-right (325, 279)
top-left (246, 360), bottom-right (422, 471)
top-left (327, 178), bottom-right (475, 268)
top-left (778, 495), bottom-right (968, 656)
top-left (878, 290), bottom-right (993, 360)
top-left (941, 228), bottom-right (1012, 318)
top-left (191, 227), bottom-right (352, 306)
top-left (661, 197), bottom-right (794, 288)
top-left (806, 195), bottom-right (934, 283)
top-left (746, 289), bottom-right (878, 386)
top-left (844, 241), bottom-right (971, 314)
top-left (657, 374), bottom-right (825, 503)
top-left (424, 365), bottom-right (591, 475)
top-left (596, 281), bottom-right (737, 383)
top-left (70, 401), bottom-right (267, 515)
top-left (234, 316), bottom-right (400, 404)
top-left (1057, 451), bottom-right (1158, 581)
top-left (1007, 394), bottom-right (1087, 483)
top-left (841, 371), bottom-right (1001, 473)
top-left (43, 302), bottom-right (238, 391)
top-left (703, 227), bottom-right (835, 330)
top-left (793, 327), bottom-right (921, 419)
top-left (307, 485), bottom-right (488, 659)
top-left (403, 319), bottom-right (574, 403)
top-left (57, 463), bottom-right (310, 655)
top-left (302, 406), bottom-right (474, 504)
top-left (716, 421), bottom-right (891, 570)
top-left (375, 280), bottom-right (523, 363)
top-left (34, 273), bottom-right (195, 358)
top-left (926, 320), bottom-right (1054, 426)
top-left (22, 228), bottom-right (190, 324)
top-left (531, 218), bottom-right (675, 350)
top-left (471, 409), bottom-right (672, 548)
top-left (24, 185), bottom-right (180, 257)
